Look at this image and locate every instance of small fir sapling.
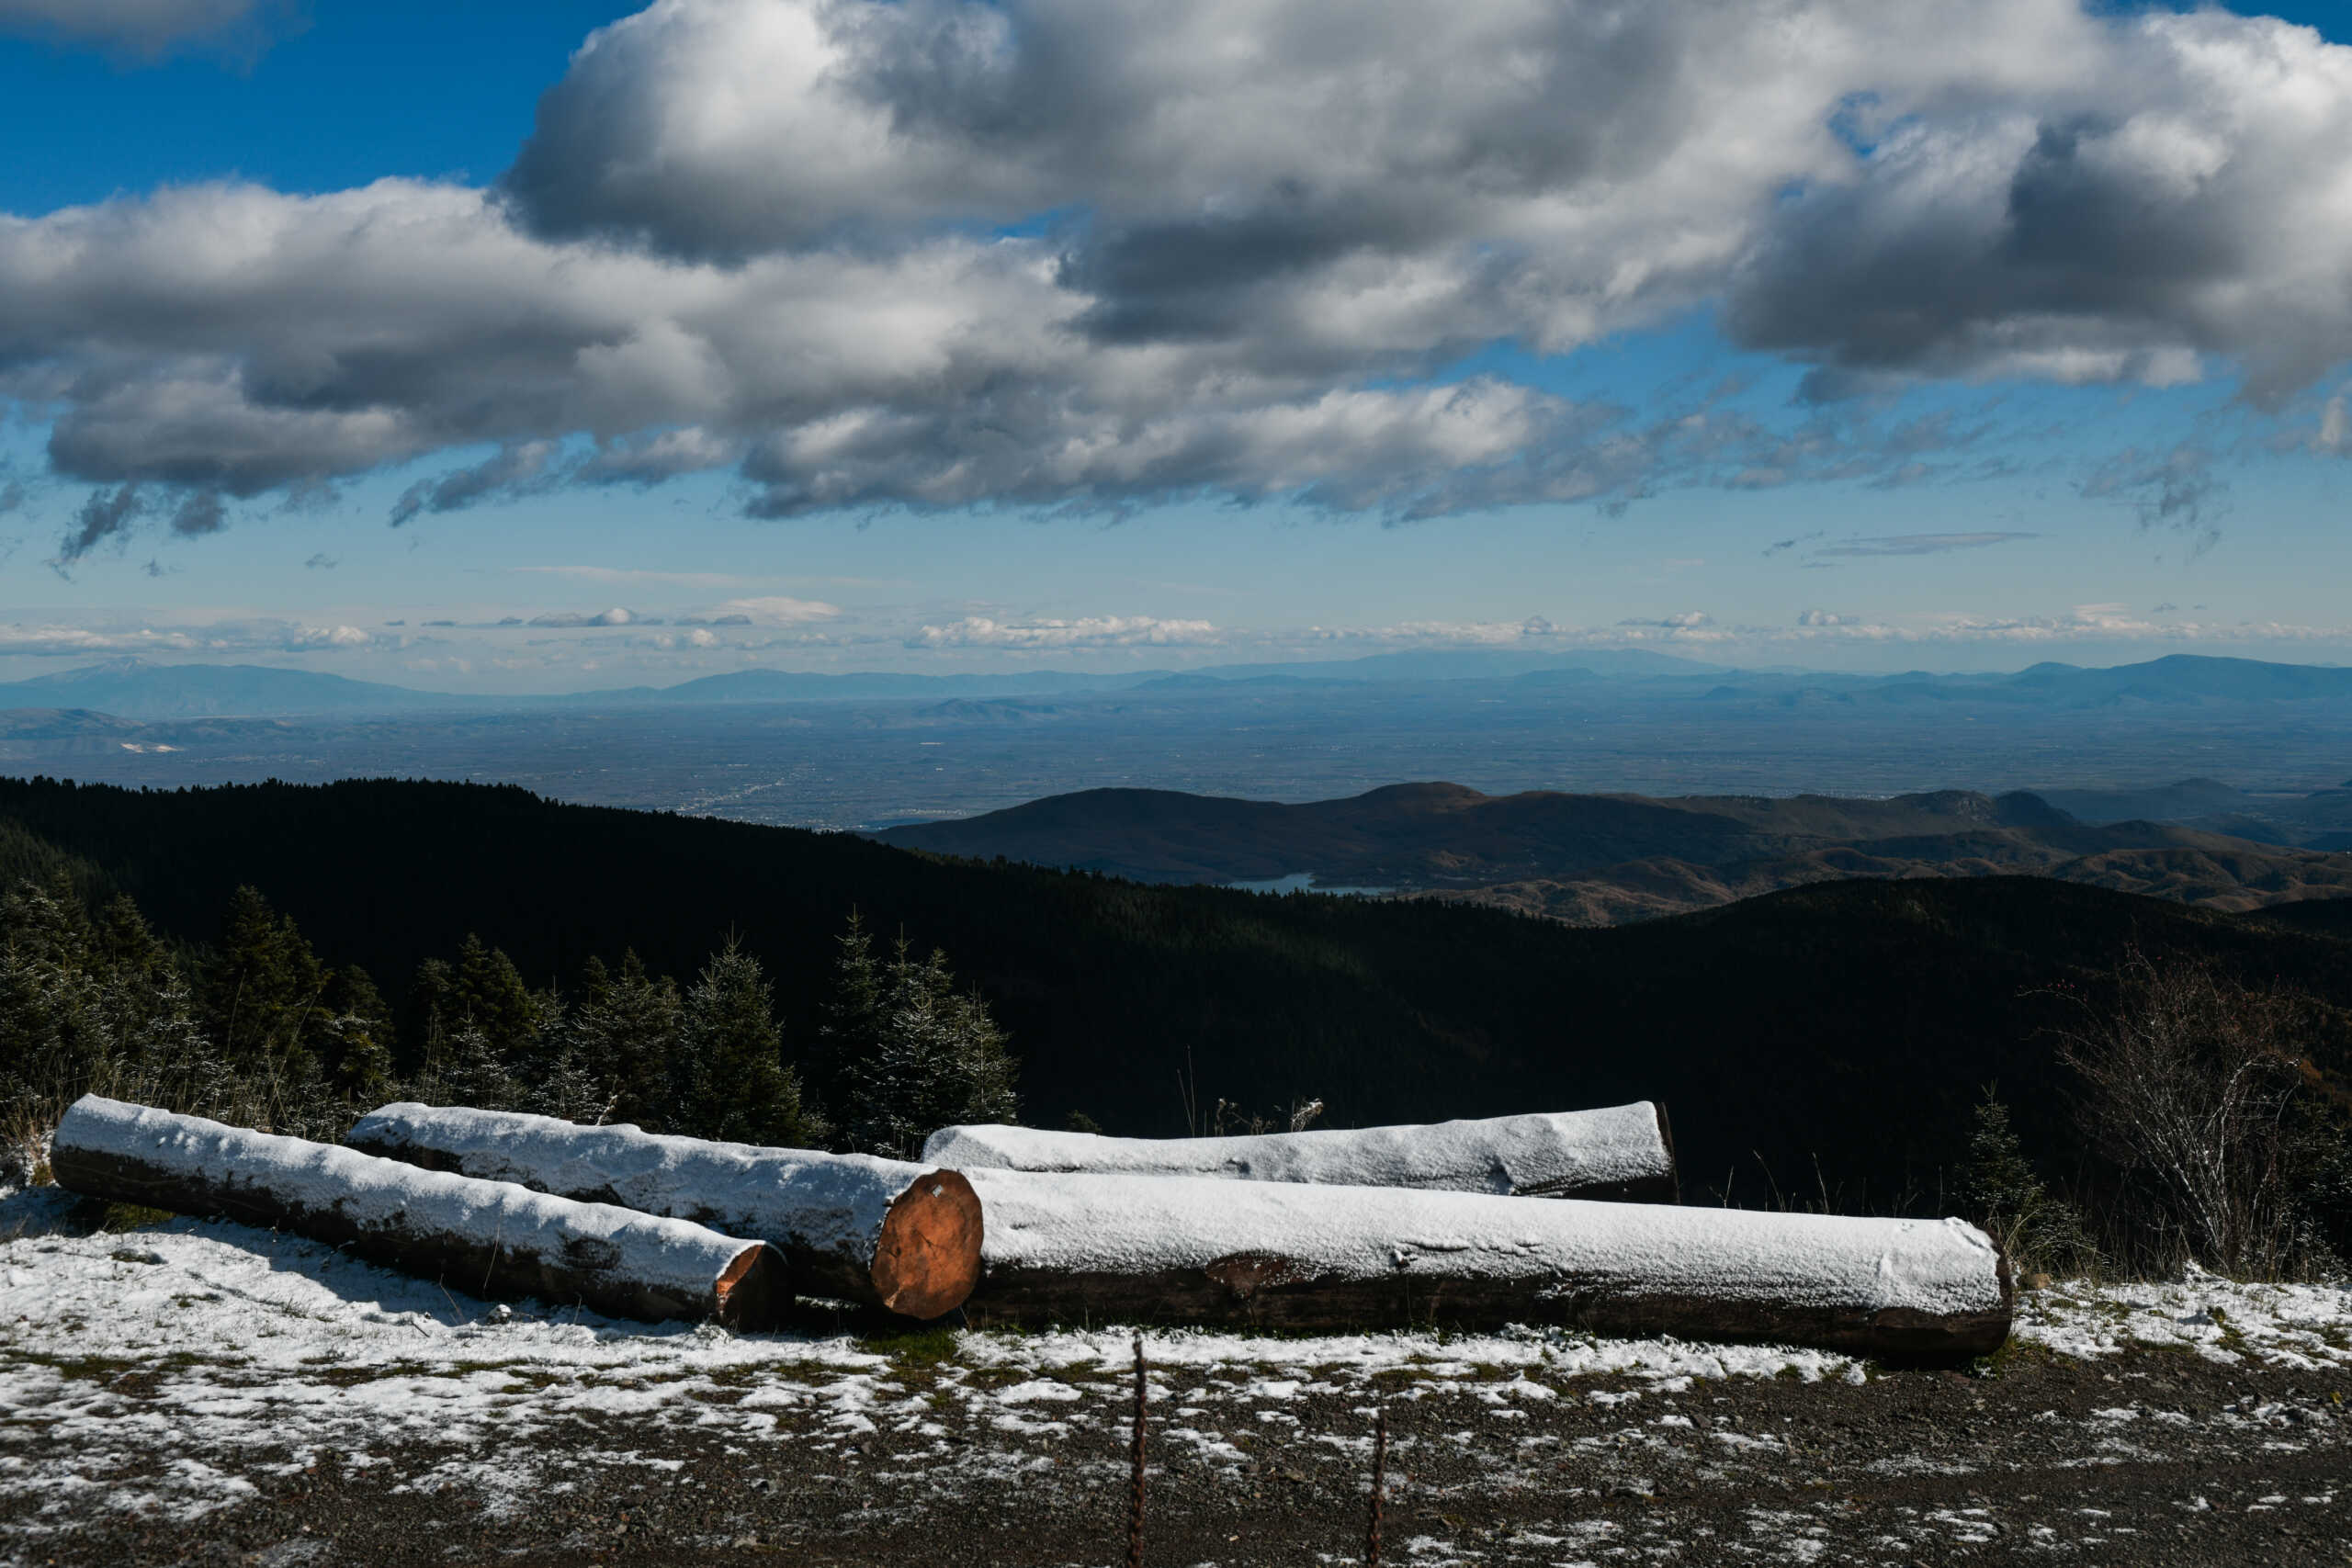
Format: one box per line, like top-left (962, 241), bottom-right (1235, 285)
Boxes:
top-left (1959, 1089), bottom-right (2093, 1280)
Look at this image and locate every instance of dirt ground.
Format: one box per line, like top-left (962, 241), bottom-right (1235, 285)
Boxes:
top-left (5, 1194), bottom-right (2346, 1567)
top-left (6, 1337), bottom-right (2345, 1567)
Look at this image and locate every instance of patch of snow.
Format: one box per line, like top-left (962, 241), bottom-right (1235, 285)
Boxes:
top-left (965, 1168), bottom-right (2006, 1321)
top-left (924, 1104), bottom-right (1674, 1198)
top-left (2014, 1275), bottom-right (2352, 1368)
top-left (8, 1181), bottom-right (2349, 1550)
top-left (345, 1102), bottom-right (932, 1272)
top-left (992, 1380), bottom-right (1082, 1404)
top-left (55, 1098), bottom-right (768, 1314)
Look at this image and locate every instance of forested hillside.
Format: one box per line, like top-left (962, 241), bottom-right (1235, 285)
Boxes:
top-left (875, 780), bottom-right (2352, 921)
top-left (5, 775), bottom-right (2350, 1227)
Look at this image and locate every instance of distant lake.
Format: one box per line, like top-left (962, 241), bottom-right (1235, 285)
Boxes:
top-left (1227, 873), bottom-right (1398, 897)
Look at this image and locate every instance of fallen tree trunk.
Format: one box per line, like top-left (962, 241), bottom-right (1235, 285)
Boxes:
top-left (51, 1096), bottom-right (780, 1329)
top-left (958, 1168), bottom-right (2011, 1355)
top-left (924, 1103), bottom-right (1679, 1201)
top-left (345, 1103), bottom-right (982, 1320)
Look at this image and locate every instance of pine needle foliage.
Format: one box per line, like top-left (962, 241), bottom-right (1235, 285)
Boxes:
top-left (1959, 1089), bottom-right (2095, 1277)
top-left (841, 930), bottom-right (1019, 1159)
top-left (676, 937), bottom-right (826, 1149)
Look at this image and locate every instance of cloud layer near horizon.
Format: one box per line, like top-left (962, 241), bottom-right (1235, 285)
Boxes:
top-left (9, 600), bottom-right (2351, 676)
top-left (7, 0), bottom-right (2352, 552)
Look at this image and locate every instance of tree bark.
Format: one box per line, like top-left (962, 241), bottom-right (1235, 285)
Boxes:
top-left (925, 1103), bottom-right (1679, 1202)
top-left (346, 1102), bottom-right (983, 1320)
top-left (52, 1097), bottom-right (780, 1329)
top-left (957, 1168), bottom-right (2011, 1356)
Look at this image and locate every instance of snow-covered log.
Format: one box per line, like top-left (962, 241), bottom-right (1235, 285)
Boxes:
top-left (50, 1097), bottom-right (780, 1329)
top-left (924, 1103), bottom-right (1678, 1201)
top-left (957, 1168), bottom-right (2011, 1355)
top-left (345, 1103), bottom-right (983, 1320)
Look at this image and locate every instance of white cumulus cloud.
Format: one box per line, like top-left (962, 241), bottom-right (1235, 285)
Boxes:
top-left (5, 0), bottom-right (2352, 541)
top-left (910, 615), bottom-right (1221, 649)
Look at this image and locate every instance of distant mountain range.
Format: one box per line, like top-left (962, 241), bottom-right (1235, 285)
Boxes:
top-left (0, 648), bottom-right (1735, 717)
top-left (1703, 654), bottom-right (2352, 708)
top-left (0, 660), bottom-right (487, 719)
top-left (6, 650), bottom-right (2350, 721)
top-left (877, 779), bottom-right (2352, 923)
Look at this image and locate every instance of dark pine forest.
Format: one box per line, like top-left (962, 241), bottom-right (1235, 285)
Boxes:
top-left (5, 774), bottom-right (2351, 1259)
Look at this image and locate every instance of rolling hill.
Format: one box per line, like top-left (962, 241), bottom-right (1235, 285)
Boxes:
top-left (876, 781), bottom-right (2352, 921)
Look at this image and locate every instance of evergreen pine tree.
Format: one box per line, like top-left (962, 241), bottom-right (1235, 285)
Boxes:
top-left (434, 1018), bottom-right (520, 1110)
top-left (199, 886), bottom-right (326, 1083)
top-left (95, 895), bottom-right (172, 988)
top-left (451, 934), bottom-right (540, 1063)
top-left (813, 910), bottom-right (885, 1104)
top-left (408, 955), bottom-right (458, 1066)
top-left (1961, 1089), bottom-right (2091, 1275)
top-left (843, 939), bottom-right (1018, 1159)
top-left (676, 938), bottom-right (822, 1148)
top-left (509, 982), bottom-right (609, 1123)
top-left (0, 875), bottom-right (109, 1097)
top-left (408, 939), bottom-right (547, 1110)
top-left (563, 950), bottom-right (683, 1128)
top-left (124, 965), bottom-right (227, 1114)
top-left (316, 965), bottom-right (398, 1103)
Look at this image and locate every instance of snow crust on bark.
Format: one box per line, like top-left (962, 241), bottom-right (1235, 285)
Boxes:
top-left (925, 1103), bottom-right (1674, 1196)
top-left (963, 1168), bottom-right (2007, 1320)
top-left (54, 1096), bottom-right (766, 1306)
top-left (346, 1102), bottom-right (933, 1269)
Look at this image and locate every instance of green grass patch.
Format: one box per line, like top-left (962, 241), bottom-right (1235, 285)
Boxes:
top-left (1971, 1337), bottom-right (2052, 1380)
top-left (856, 1325), bottom-right (962, 1371)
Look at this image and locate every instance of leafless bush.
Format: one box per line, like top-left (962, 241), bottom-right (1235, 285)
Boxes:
top-left (2055, 947), bottom-right (2331, 1278)
top-left (1202, 1093), bottom-right (1328, 1137)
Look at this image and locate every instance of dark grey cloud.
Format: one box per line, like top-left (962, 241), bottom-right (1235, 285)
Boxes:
top-left (2083, 443), bottom-right (2225, 540)
top-left (390, 442), bottom-right (560, 526)
top-left (305, 552), bottom-right (338, 570)
top-left (527, 607), bottom-right (653, 627)
top-left (169, 489), bottom-right (226, 536)
top-left (1, 0), bottom-right (2347, 531)
top-left (58, 484), bottom-right (145, 563)
top-left (1725, 12), bottom-right (2352, 402)
top-left (1815, 531), bottom-right (2037, 558)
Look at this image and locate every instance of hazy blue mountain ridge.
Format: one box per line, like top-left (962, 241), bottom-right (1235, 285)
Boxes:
top-left (6, 650), bottom-right (2349, 721)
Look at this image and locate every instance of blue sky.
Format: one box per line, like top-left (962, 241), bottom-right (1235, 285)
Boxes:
top-left (4, 0), bottom-right (2351, 691)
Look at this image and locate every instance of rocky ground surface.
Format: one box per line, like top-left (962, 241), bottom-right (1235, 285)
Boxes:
top-left (3, 1190), bottom-right (2347, 1567)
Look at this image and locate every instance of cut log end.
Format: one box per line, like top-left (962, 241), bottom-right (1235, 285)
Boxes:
top-left (870, 1168), bottom-right (985, 1320)
top-left (712, 1243), bottom-right (785, 1332)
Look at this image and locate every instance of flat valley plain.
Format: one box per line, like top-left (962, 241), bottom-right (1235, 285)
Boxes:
top-left (6, 678), bottom-right (2350, 832)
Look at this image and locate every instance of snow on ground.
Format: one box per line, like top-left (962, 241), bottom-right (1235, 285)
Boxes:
top-left (3, 1186), bottom-right (2348, 1549)
top-left (2013, 1265), bottom-right (2352, 1368)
